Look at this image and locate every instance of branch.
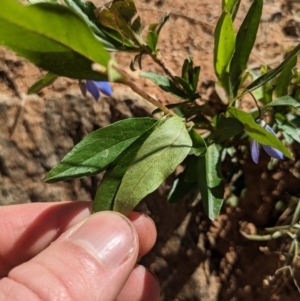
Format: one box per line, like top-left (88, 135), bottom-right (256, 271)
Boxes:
top-left (116, 67), bottom-right (176, 116)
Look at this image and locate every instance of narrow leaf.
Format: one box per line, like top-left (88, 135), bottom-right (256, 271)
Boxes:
top-left (156, 14), bottom-right (170, 36)
top-left (140, 71), bottom-right (186, 98)
top-left (275, 113), bottom-right (300, 144)
top-left (181, 58), bottom-right (190, 81)
top-left (227, 107), bottom-right (292, 158)
top-left (174, 76), bottom-right (194, 96)
top-left (113, 116), bottom-right (192, 215)
top-left (222, 0), bottom-right (241, 20)
top-left (27, 72), bottom-right (58, 94)
top-left (152, 101), bottom-right (196, 118)
top-left (262, 96), bottom-right (300, 113)
top-left (229, 0), bottom-right (263, 96)
top-left (244, 44), bottom-right (300, 94)
top-left (197, 144), bottom-right (224, 220)
top-left (275, 55), bottom-right (297, 97)
top-left (192, 66), bottom-right (201, 93)
top-left (211, 113), bottom-right (244, 143)
top-left (28, 0), bottom-right (60, 3)
top-left (130, 52), bottom-right (144, 71)
top-left (214, 11), bottom-right (235, 81)
top-left (0, 0), bottom-right (110, 80)
top-left (189, 129), bottom-right (207, 156)
top-left (147, 31), bottom-right (158, 51)
top-left (44, 118), bottom-right (157, 182)
top-left (261, 65), bottom-right (274, 105)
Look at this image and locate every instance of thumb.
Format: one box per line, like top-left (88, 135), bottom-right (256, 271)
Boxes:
top-left (0, 212), bottom-right (139, 301)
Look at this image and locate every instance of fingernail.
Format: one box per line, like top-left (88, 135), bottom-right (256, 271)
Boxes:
top-left (69, 212), bottom-right (136, 267)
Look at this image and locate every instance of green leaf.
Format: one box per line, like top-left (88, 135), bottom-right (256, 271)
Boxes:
top-left (262, 96), bottom-right (300, 113)
top-left (214, 11), bottom-right (235, 82)
top-left (260, 65), bottom-right (273, 105)
top-left (275, 55), bottom-right (297, 97)
top-left (222, 0), bottom-right (241, 20)
top-left (147, 31), bottom-right (158, 52)
top-left (151, 100), bottom-right (192, 117)
top-left (27, 72), bottom-right (58, 94)
top-left (287, 113), bottom-right (300, 128)
top-left (155, 14), bottom-right (170, 37)
top-left (168, 171), bottom-right (197, 204)
top-left (94, 173), bottom-right (120, 212)
top-left (229, 0), bottom-right (263, 96)
top-left (227, 107), bottom-right (292, 158)
top-left (184, 156), bottom-right (198, 183)
top-left (113, 116), bottom-right (192, 215)
top-left (130, 52), bottom-right (144, 71)
top-left (132, 16), bottom-right (143, 37)
top-left (181, 57), bottom-right (190, 81)
top-left (93, 123), bottom-right (157, 212)
top-left (181, 56), bottom-right (201, 94)
top-left (0, 0), bottom-right (110, 80)
top-left (174, 76), bottom-right (194, 97)
top-left (211, 113), bottom-right (244, 143)
top-left (189, 129), bottom-right (207, 156)
top-left (44, 118), bottom-right (157, 182)
top-left (140, 71), bottom-right (186, 98)
top-left (94, 0), bottom-right (143, 46)
top-left (63, 0), bottom-right (133, 51)
top-left (244, 44), bottom-right (300, 95)
top-left (275, 113), bottom-right (300, 144)
top-left (197, 144), bottom-right (224, 220)
top-left (28, 0), bottom-right (60, 3)
top-left (144, 15), bottom-right (169, 52)
top-left (192, 66), bottom-right (201, 94)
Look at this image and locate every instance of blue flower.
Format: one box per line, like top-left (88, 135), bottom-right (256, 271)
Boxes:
top-left (250, 122), bottom-right (284, 164)
top-left (80, 80), bottom-right (112, 101)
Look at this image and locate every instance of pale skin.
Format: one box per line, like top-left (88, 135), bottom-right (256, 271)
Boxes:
top-left (0, 201), bottom-right (160, 301)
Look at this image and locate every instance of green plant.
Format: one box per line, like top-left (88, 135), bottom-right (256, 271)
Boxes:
top-left (1, 0), bottom-right (300, 292)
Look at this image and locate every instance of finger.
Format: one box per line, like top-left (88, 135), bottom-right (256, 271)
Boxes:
top-left (1, 212), bottom-right (139, 301)
top-left (128, 212), bottom-right (157, 257)
top-left (116, 265), bottom-right (160, 301)
top-left (0, 201), bottom-right (92, 277)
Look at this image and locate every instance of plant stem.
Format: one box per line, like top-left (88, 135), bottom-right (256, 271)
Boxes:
top-left (146, 49), bottom-right (182, 90)
top-left (249, 91), bottom-right (261, 118)
top-left (228, 88), bottom-right (252, 107)
top-left (149, 52), bottom-right (176, 81)
top-left (116, 67), bottom-right (176, 116)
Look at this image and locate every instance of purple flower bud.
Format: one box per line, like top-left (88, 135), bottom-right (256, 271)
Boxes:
top-left (83, 80), bottom-right (112, 101)
top-left (250, 122), bottom-right (284, 164)
top-left (250, 139), bottom-right (260, 164)
top-left (262, 145), bottom-right (284, 160)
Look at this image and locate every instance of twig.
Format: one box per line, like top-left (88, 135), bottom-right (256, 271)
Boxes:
top-left (249, 91), bottom-right (262, 118)
top-left (115, 67), bottom-right (176, 116)
top-left (146, 50), bottom-right (182, 89)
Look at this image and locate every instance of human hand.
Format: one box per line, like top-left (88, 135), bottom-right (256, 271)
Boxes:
top-left (0, 201), bottom-right (159, 301)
